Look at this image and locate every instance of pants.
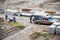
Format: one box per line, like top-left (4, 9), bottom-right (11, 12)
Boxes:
top-left (30, 19), bottom-right (32, 23)
top-left (30, 17), bottom-right (32, 23)
top-left (14, 20), bottom-right (16, 23)
top-left (5, 17), bottom-right (7, 20)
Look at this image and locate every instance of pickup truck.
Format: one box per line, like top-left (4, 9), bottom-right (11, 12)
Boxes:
top-left (31, 15), bottom-right (58, 25)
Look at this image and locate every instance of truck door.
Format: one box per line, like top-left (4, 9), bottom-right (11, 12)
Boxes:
top-left (34, 16), bottom-right (42, 20)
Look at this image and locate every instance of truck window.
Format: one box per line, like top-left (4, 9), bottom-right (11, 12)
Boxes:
top-left (34, 16), bottom-right (42, 20)
top-left (43, 18), bottom-right (48, 20)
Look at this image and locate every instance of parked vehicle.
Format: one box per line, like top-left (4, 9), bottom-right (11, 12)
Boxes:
top-left (5, 9), bottom-right (20, 16)
top-left (56, 26), bottom-right (60, 34)
top-left (31, 11), bottom-right (58, 25)
top-left (52, 12), bottom-right (60, 19)
top-left (13, 12), bottom-right (20, 16)
top-left (20, 12), bottom-right (34, 16)
top-left (31, 15), bottom-right (53, 25)
top-left (49, 22), bottom-right (60, 28)
top-left (48, 22), bottom-right (60, 34)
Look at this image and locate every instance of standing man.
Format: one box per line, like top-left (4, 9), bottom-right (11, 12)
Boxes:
top-left (30, 15), bottom-right (34, 23)
top-left (5, 14), bottom-right (8, 20)
top-left (13, 16), bottom-right (16, 23)
top-left (30, 15), bottom-right (32, 23)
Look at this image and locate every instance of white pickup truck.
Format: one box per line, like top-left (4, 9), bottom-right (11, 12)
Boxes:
top-left (30, 11), bottom-right (57, 25)
top-left (5, 9), bottom-right (20, 16)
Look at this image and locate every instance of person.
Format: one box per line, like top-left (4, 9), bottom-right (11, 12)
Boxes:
top-left (5, 14), bottom-right (8, 20)
top-left (13, 16), bottom-right (16, 23)
top-left (30, 15), bottom-right (34, 23)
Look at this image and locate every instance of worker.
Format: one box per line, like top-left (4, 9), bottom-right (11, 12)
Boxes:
top-left (13, 16), bottom-right (16, 23)
top-left (30, 15), bottom-right (34, 23)
top-left (5, 14), bottom-right (8, 20)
